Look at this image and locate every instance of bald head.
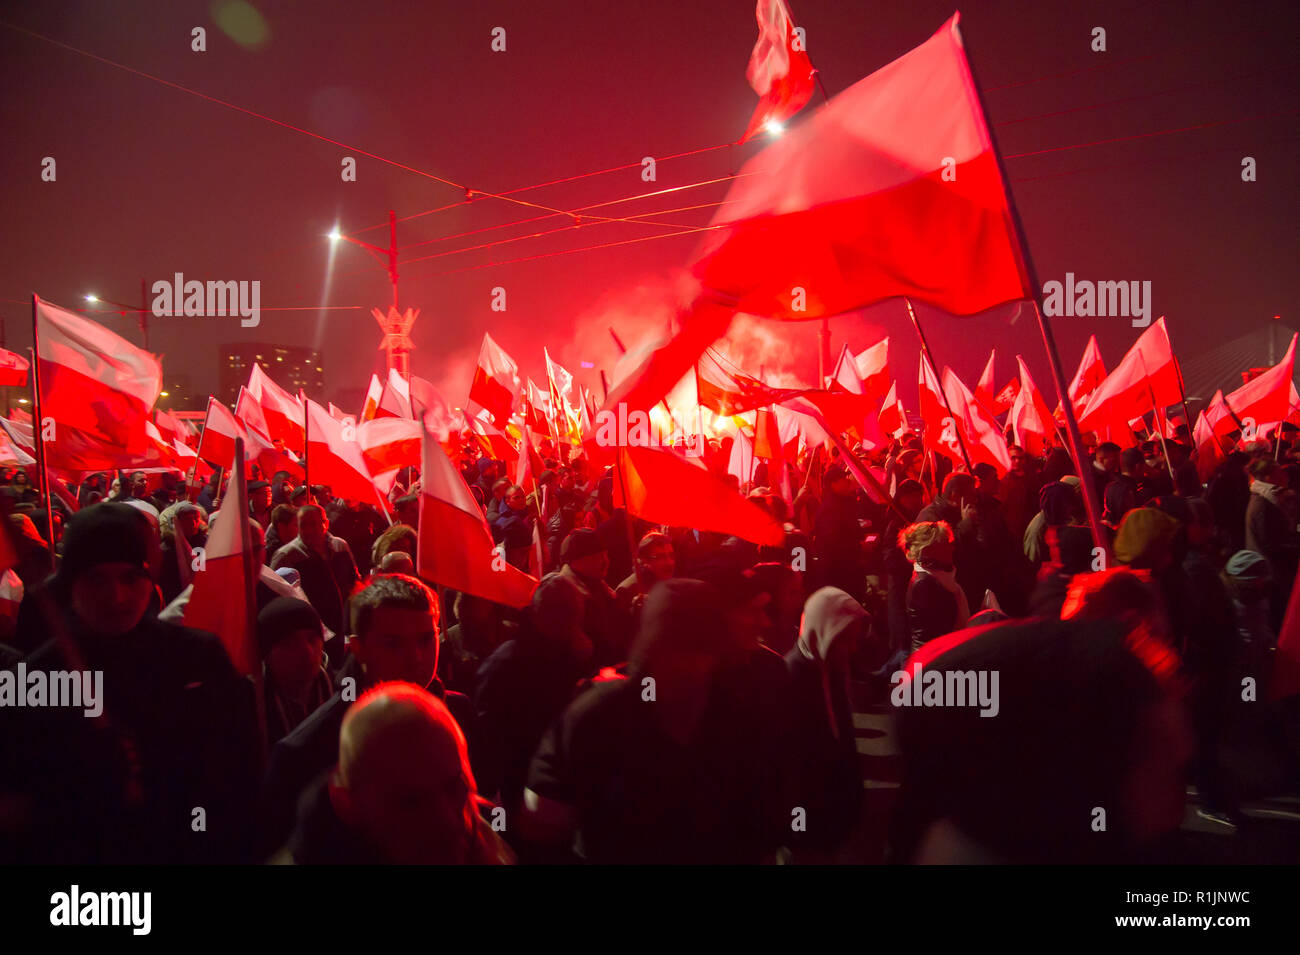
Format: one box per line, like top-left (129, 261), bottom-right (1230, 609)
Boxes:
top-left (333, 682), bottom-right (477, 864)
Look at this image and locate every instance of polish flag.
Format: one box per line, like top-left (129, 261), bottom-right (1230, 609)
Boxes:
top-left (992, 377), bottom-right (1021, 416)
top-left (0, 348), bottom-right (29, 387)
top-left (34, 296), bottom-right (162, 458)
top-left (180, 444), bottom-right (259, 679)
top-left (305, 399), bottom-right (385, 506)
top-left (247, 362), bottom-right (305, 452)
top-left (973, 350), bottom-right (998, 411)
top-left (608, 15), bottom-right (1031, 414)
top-left (1192, 412), bottom-right (1226, 483)
top-left (1010, 357), bottom-right (1058, 457)
top-left (197, 398), bottom-right (247, 469)
top-left (615, 443), bottom-right (786, 546)
top-left (418, 422), bottom-right (538, 608)
top-left (696, 347), bottom-right (805, 416)
top-left (0, 426), bottom-right (35, 468)
top-left (358, 416), bottom-right (422, 496)
top-left (1204, 390), bottom-right (1238, 439)
top-left (1068, 335), bottom-right (1106, 414)
top-left (235, 387), bottom-right (305, 481)
top-left (360, 373), bottom-right (383, 421)
top-left (854, 338), bottom-right (891, 403)
top-left (1223, 333), bottom-right (1297, 438)
top-left (468, 333), bottom-right (520, 429)
top-left (832, 344), bottom-right (863, 393)
top-left (328, 402), bottom-right (350, 422)
top-left (1077, 319), bottom-right (1181, 434)
top-left (919, 355), bottom-right (962, 464)
top-left (468, 413), bottom-right (518, 465)
top-left (375, 367), bottom-right (413, 419)
top-left (942, 367), bottom-right (1011, 474)
top-left (154, 409), bottom-right (190, 447)
top-left (523, 378), bottom-right (552, 436)
top-left (741, 0), bottom-right (816, 142)
top-left (878, 381), bottom-right (907, 439)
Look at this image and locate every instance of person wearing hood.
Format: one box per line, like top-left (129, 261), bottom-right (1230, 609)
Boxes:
top-left (522, 579), bottom-right (788, 863)
top-left (902, 521), bottom-right (969, 651)
top-left (785, 587), bottom-right (867, 856)
top-left (1023, 477), bottom-right (1083, 564)
top-left (1, 502), bottom-right (260, 863)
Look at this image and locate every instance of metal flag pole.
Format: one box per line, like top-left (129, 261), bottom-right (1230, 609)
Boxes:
top-left (26, 306), bottom-right (55, 573)
top-left (907, 298), bottom-right (976, 473)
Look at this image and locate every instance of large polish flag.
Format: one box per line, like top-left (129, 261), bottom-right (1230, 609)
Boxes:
top-left (0, 347), bottom-right (29, 387)
top-left (468, 333), bottom-right (520, 429)
top-left (418, 421), bottom-right (538, 609)
top-left (35, 296), bottom-right (162, 457)
top-left (235, 387), bottom-right (305, 481)
top-left (247, 361), bottom-right (305, 452)
top-left (304, 399), bottom-right (386, 507)
top-left (357, 415), bottom-right (422, 497)
top-left (607, 14), bottom-right (1031, 413)
top-left (1223, 333), bottom-right (1297, 436)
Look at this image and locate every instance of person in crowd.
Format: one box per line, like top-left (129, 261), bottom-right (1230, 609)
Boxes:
top-left (813, 463), bottom-right (868, 603)
top-left (259, 597), bottom-right (334, 746)
top-left (258, 573), bottom-right (477, 859)
top-left (473, 573), bottom-right (593, 817)
top-left (249, 480), bottom-right (273, 530)
top-left (271, 504), bottom-right (361, 640)
top-left (522, 579), bottom-right (789, 863)
top-left (158, 501), bottom-right (207, 604)
top-left (891, 612), bottom-right (1190, 864)
top-left (784, 587), bottom-right (867, 857)
top-left (1, 503), bottom-right (260, 863)
top-left (439, 590), bottom-right (516, 694)
top-left (1244, 457), bottom-right (1300, 630)
top-left (901, 521), bottom-right (968, 651)
top-left (370, 523), bottom-right (417, 571)
top-left (614, 530), bottom-right (676, 622)
top-left (492, 485), bottom-right (536, 570)
top-left (1024, 477), bottom-right (1082, 564)
top-left (1091, 440), bottom-right (1122, 504)
top-left (329, 498), bottom-right (387, 577)
top-left (748, 561), bottom-right (806, 656)
top-left (265, 504), bottom-right (299, 564)
top-left (558, 528), bottom-right (625, 667)
top-left (285, 682), bottom-right (512, 865)
top-left (916, 472), bottom-right (1004, 610)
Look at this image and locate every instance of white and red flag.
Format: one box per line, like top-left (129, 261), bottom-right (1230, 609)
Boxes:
top-left (304, 399), bottom-right (385, 507)
top-left (973, 350), bottom-right (998, 412)
top-left (1009, 357), bottom-right (1058, 457)
top-left (919, 354), bottom-right (962, 464)
top-left (696, 347), bottom-right (805, 416)
top-left (1223, 333), bottom-right (1297, 438)
top-left (854, 338), bottom-right (891, 403)
top-left (608, 15), bottom-right (1032, 414)
top-left (357, 415), bottom-right (422, 497)
top-left (375, 367), bottom-right (413, 419)
top-left (0, 348), bottom-right (29, 388)
top-left (468, 333), bottom-right (520, 429)
top-left (418, 421), bottom-right (538, 609)
top-left (234, 387), bottom-right (305, 480)
top-left (942, 367), bottom-right (1011, 474)
top-left (34, 296), bottom-right (162, 464)
top-left (1077, 319), bottom-right (1182, 434)
top-left (878, 381), bottom-right (907, 439)
top-left (740, 0), bottom-right (816, 143)
top-left (246, 361), bottom-right (305, 452)
top-left (1192, 412), bottom-right (1227, 484)
top-left (360, 373), bottom-right (383, 421)
top-left (1067, 335), bottom-right (1106, 415)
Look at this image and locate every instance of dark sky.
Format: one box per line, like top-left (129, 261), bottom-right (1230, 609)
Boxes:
top-left (1, 0), bottom-right (1296, 413)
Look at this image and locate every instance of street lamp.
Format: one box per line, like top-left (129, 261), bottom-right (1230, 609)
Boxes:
top-left (327, 211), bottom-right (416, 377)
top-left (83, 283), bottom-right (151, 350)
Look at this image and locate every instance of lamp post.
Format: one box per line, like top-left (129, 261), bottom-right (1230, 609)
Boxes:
top-left (84, 278), bottom-right (150, 349)
top-left (328, 210), bottom-right (416, 376)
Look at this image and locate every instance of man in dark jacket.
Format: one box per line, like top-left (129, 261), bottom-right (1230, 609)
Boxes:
top-left (1, 503), bottom-right (260, 864)
top-left (1243, 458), bottom-right (1299, 630)
top-left (813, 464), bottom-right (867, 603)
top-left (257, 573), bottom-right (480, 859)
top-left (271, 504), bottom-right (360, 639)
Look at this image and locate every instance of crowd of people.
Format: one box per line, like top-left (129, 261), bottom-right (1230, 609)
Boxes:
top-left (1, 417), bottom-right (1298, 865)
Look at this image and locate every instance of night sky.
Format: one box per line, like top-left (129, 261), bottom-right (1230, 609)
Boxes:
top-left (1, 0), bottom-right (1296, 413)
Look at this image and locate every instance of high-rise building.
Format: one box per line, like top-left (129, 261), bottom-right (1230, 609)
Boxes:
top-left (219, 343), bottom-right (324, 408)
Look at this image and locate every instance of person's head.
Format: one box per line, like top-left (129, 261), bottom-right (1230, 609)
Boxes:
top-left (797, 586), bottom-right (866, 672)
top-left (557, 466), bottom-right (575, 490)
top-left (896, 615), bottom-right (1188, 864)
top-left (941, 472), bottom-right (977, 508)
top-left (491, 478), bottom-right (511, 502)
top-left (629, 579), bottom-right (731, 689)
top-left (1096, 442), bottom-right (1122, 474)
top-left (331, 682), bottom-right (479, 864)
top-left (372, 523), bottom-right (417, 567)
top-left (900, 521), bottom-right (955, 569)
top-left (972, 462), bottom-right (999, 498)
top-left (377, 551), bottom-right (415, 575)
top-left (249, 481), bottom-right (272, 513)
top-left (1113, 506), bottom-right (1181, 571)
top-left (298, 504), bottom-right (328, 550)
top-left (1040, 480), bottom-right (1081, 526)
top-left (258, 597), bottom-right (325, 696)
top-left (562, 528), bottom-right (609, 581)
top-left (395, 494), bottom-right (419, 527)
top-left (58, 503), bottom-right (162, 638)
top-left (12, 470), bottom-right (29, 487)
top-left (271, 504), bottom-right (298, 544)
top-left (505, 485), bottom-right (528, 513)
top-left (528, 572), bottom-right (590, 660)
top-left (477, 458), bottom-right (499, 484)
top-left (898, 449), bottom-right (924, 480)
top-left (348, 574), bottom-right (440, 687)
top-left (826, 464), bottom-right (855, 498)
top-left (894, 478), bottom-right (925, 519)
top-left (1008, 445), bottom-right (1028, 475)
top-left (1248, 457), bottom-right (1286, 487)
top-left (636, 531), bottom-right (675, 584)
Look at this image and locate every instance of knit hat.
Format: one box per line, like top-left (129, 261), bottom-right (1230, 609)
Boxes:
top-left (1113, 507), bottom-right (1181, 567)
top-left (561, 527), bottom-right (606, 563)
top-left (256, 596), bottom-right (324, 657)
top-left (58, 502), bottom-right (161, 584)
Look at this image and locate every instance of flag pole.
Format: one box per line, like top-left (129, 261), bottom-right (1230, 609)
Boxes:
top-left (1160, 316), bottom-right (1197, 442)
top-left (1141, 353), bottom-right (1177, 485)
top-left (302, 395), bottom-right (311, 500)
top-left (26, 309), bottom-right (55, 574)
top-left (964, 45), bottom-right (1107, 554)
top-left (906, 298), bottom-right (975, 473)
top-left (233, 436), bottom-right (268, 766)
top-left (189, 397), bottom-right (213, 503)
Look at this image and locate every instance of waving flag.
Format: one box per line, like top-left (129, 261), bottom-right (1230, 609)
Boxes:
top-left (247, 361), bottom-right (305, 452)
top-left (878, 381), bottom-right (907, 439)
top-left (741, 0), bottom-right (816, 142)
top-left (375, 367), bottom-right (413, 419)
top-left (1077, 319), bottom-right (1181, 433)
top-left (418, 421), bottom-right (538, 608)
top-left (305, 399), bottom-right (385, 506)
top-left (854, 338), bottom-right (891, 402)
top-left (523, 378), bottom-right (552, 435)
top-left (1223, 333), bottom-right (1297, 438)
top-left (919, 355), bottom-right (962, 464)
top-left (469, 333), bottom-right (520, 429)
top-left (942, 367), bottom-right (1011, 474)
top-left (1010, 357), bottom-right (1058, 457)
top-left (696, 347), bottom-right (805, 416)
top-left (235, 387), bottom-right (305, 481)
top-left (0, 348), bottom-right (29, 387)
top-left (973, 350), bottom-right (998, 411)
top-left (1068, 335), bottom-right (1106, 414)
top-left (360, 373), bottom-right (383, 421)
top-left (358, 416), bottom-right (422, 496)
top-left (35, 296), bottom-right (162, 463)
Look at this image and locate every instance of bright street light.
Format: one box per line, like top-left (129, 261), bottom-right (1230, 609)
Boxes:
top-left (84, 293), bottom-right (99, 303)
top-left (764, 119), bottom-right (784, 136)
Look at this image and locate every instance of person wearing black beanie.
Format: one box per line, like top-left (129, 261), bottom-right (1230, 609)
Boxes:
top-left (258, 597), bottom-right (333, 746)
